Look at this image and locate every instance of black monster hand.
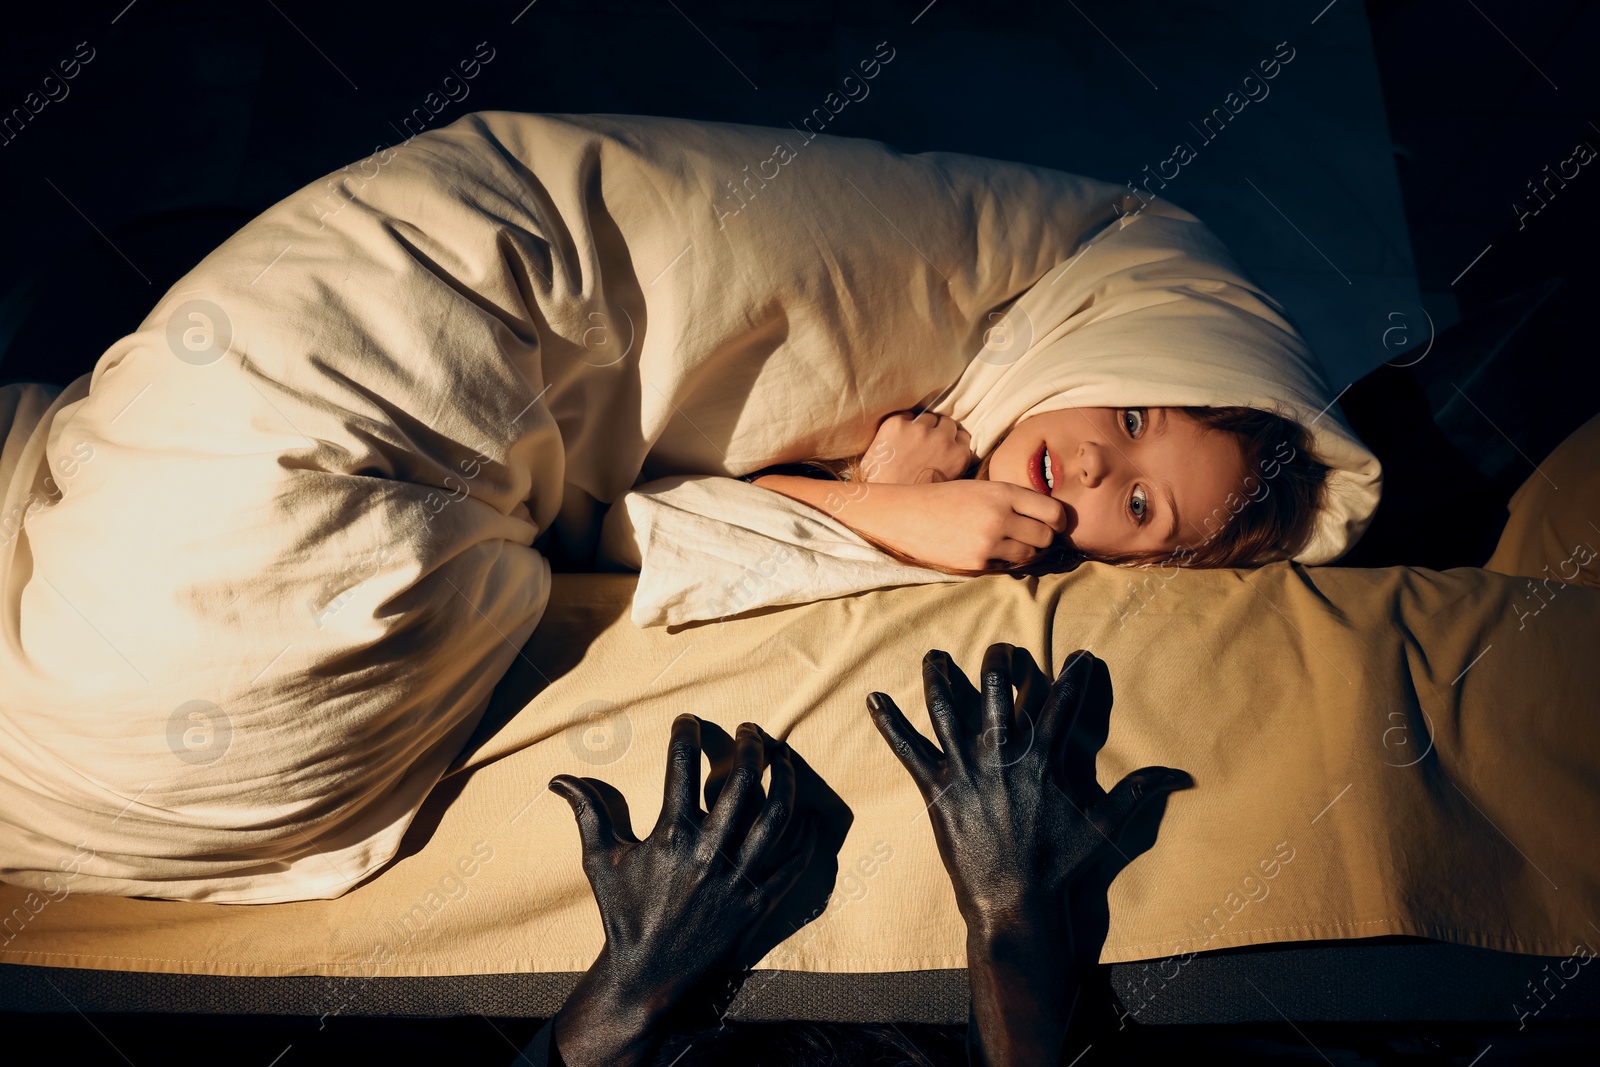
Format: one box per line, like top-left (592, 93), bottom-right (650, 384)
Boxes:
top-left (867, 645), bottom-right (1193, 1067)
top-left (545, 715), bottom-right (819, 1067)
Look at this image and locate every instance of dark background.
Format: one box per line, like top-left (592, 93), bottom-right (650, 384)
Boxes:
top-left (2, 0), bottom-right (1597, 1062)
top-left (1, 0), bottom-right (1595, 391)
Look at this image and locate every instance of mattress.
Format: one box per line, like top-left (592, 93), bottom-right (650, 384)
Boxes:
top-left (4, 419), bottom-right (1600, 1028)
top-left (2, 556), bottom-right (1596, 976)
top-left (5, 941), bottom-right (1598, 1025)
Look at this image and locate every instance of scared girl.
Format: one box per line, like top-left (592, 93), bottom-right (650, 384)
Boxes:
top-left (0, 110), bottom-right (1374, 905)
top-left (745, 405), bottom-right (1329, 576)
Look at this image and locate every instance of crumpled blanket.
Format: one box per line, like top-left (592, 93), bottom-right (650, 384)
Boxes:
top-left (0, 111), bottom-right (1375, 902)
top-left (603, 187), bottom-right (1382, 627)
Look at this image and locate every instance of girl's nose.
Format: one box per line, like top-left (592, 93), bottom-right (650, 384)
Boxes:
top-left (1077, 442), bottom-right (1109, 487)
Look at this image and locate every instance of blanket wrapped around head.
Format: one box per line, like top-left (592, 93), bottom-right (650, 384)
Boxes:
top-left (603, 155), bottom-right (1382, 626)
top-left (0, 111), bottom-right (1376, 903)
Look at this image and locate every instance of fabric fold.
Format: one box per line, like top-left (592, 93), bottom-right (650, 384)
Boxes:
top-left (0, 111), bottom-right (1377, 901)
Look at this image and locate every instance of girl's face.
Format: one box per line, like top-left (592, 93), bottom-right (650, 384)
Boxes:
top-left (980, 407), bottom-right (1246, 557)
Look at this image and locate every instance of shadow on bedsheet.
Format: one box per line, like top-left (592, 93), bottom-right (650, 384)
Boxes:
top-left (383, 715), bottom-right (855, 1000)
top-left (1058, 656), bottom-right (1185, 979)
top-left (381, 578), bottom-right (634, 872)
top-left (458, 576), bottom-right (637, 771)
top-left (384, 581), bottom-right (855, 956)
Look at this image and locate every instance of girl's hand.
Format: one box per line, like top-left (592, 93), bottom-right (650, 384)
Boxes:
top-left (861, 412), bottom-right (974, 485)
top-left (849, 480), bottom-right (1067, 572)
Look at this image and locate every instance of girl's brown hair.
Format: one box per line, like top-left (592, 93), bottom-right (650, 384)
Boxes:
top-left (791, 406), bottom-right (1330, 576)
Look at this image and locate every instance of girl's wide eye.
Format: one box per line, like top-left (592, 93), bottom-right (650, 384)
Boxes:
top-left (1129, 484), bottom-right (1148, 523)
top-left (1123, 408), bottom-right (1146, 437)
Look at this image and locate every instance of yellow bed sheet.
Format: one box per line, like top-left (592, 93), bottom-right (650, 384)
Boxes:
top-left (2, 537), bottom-right (1596, 976)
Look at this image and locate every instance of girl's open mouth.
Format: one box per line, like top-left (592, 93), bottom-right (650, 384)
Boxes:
top-left (1028, 442), bottom-right (1054, 495)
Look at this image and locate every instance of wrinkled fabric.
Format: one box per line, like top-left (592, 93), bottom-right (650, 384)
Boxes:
top-left (0, 550), bottom-right (1594, 973)
top-left (606, 188), bottom-right (1380, 627)
top-left (0, 111), bottom-right (1374, 903)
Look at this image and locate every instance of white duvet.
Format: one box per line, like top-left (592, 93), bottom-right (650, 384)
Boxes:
top-left (0, 112), bottom-right (1378, 902)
